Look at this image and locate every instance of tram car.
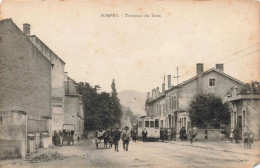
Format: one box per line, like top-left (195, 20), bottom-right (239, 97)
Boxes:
top-left (137, 116), bottom-right (160, 141)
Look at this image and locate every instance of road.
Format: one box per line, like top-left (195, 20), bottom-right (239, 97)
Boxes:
top-left (1, 139), bottom-right (259, 168)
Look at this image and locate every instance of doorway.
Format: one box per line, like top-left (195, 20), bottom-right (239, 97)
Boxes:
top-left (237, 116), bottom-right (242, 140)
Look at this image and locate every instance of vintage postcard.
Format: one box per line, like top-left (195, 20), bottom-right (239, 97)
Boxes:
top-left (0, 0), bottom-right (259, 168)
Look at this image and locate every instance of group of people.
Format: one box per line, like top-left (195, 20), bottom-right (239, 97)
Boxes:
top-left (96, 126), bottom-right (132, 152)
top-left (230, 126), bottom-right (254, 148)
top-left (52, 130), bottom-right (75, 146)
top-left (160, 128), bottom-right (177, 141)
top-left (160, 126), bottom-right (198, 144)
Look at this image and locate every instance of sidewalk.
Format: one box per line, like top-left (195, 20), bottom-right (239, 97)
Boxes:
top-left (163, 140), bottom-right (260, 156)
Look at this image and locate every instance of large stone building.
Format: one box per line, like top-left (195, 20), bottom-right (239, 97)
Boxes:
top-left (146, 63), bottom-right (245, 138)
top-left (64, 73), bottom-right (84, 140)
top-left (0, 19), bottom-right (52, 158)
top-left (29, 30), bottom-right (66, 132)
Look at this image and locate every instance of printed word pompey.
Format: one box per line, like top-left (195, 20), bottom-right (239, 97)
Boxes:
top-left (101, 14), bottom-right (119, 17)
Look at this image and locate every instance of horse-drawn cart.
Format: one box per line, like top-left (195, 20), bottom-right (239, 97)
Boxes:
top-left (95, 130), bottom-right (112, 149)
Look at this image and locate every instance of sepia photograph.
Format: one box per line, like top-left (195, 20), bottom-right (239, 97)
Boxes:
top-left (0, 0), bottom-right (259, 167)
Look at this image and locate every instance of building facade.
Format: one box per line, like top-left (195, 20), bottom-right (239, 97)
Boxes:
top-left (29, 33), bottom-right (66, 132)
top-left (146, 63), bottom-right (245, 135)
top-left (0, 19), bottom-right (52, 158)
top-left (64, 73), bottom-right (84, 140)
top-left (223, 88), bottom-right (260, 140)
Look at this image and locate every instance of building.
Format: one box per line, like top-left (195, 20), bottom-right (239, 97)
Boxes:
top-left (223, 88), bottom-right (260, 140)
top-left (29, 30), bottom-right (66, 133)
top-left (0, 19), bottom-right (52, 158)
top-left (64, 73), bottom-right (84, 140)
top-left (146, 63), bottom-right (245, 137)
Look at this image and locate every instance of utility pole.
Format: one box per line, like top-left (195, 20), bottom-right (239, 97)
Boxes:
top-left (174, 67), bottom-right (180, 85)
top-left (173, 67), bottom-right (180, 132)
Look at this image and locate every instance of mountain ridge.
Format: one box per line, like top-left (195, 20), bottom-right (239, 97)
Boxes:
top-left (118, 90), bottom-right (146, 116)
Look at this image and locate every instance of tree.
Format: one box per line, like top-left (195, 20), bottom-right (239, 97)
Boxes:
top-left (77, 79), bottom-right (124, 131)
top-left (188, 93), bottom-right (231, 128)
top-left (241, 81), bottom-right (260, 94)
top-left (111, 79), bottom-right (122, 126)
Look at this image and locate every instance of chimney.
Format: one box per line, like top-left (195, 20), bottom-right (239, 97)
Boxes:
top-left (152, 89), bottom-right (155, 99)
top-left (156, 87), bottom-right (160, 96)
top-left (162, 83), bottom-right (165, 92)
top-left (216, 64), bottom-right (224, 71)
top-left (147, 92), bottom-right (150, 99)
top-left (23, 23), bottom-right (30, 36)
top-left (168, 75), bottom-right (171, 89)
top-left (196, 63), bottom-right (204, 75)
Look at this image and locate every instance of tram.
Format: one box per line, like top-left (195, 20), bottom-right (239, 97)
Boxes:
top-left (137, 116), bottom-right (160, 141)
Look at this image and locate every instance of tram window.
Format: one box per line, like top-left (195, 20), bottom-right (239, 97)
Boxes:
top-left (155, 119), bottom-right (159, 128)
top-left (145, 121), bottom-right (149, 128)
top-left (138, 121), bottom-right (142, 127)
top-left (150, 121), bottom-right (155, 128)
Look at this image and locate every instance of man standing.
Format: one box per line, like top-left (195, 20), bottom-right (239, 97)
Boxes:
top-left (188, 126), bottom-right (194, 144)
top-left (193, 125), bottom-right (198, 141)
top-left (122, 126), bottom-right (131, 151)
top-left (234, 126), bottom-right (240, 143)
top-left (131, 128), bottom-right (137, 142)
top-left (142, 128), bottom-right (147, 142)
top-left (113, 127), bottom-right (121, 152)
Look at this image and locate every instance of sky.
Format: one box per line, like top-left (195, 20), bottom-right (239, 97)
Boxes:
top-left (0, 0), bottom-right (259, 93)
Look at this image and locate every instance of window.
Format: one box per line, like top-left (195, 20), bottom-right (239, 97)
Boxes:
top-left (171, 96), bottom-right (174, 109)
top-left (173, 96), bottom-right (177, 109)
top-left (209, 78), bottom-right (216, 87)
top-left (145, 121), bottom-right (149, 128)
top-left (160, 120), bottom-right (164, 128)
top-left (138, 121), bottom-right (142, 128)
top-left (150, 121), bottom-right (155, 128)
top-left (184, 117), bottom-right (186, 129)
top-left (155, 119), bottom-right (159, 128)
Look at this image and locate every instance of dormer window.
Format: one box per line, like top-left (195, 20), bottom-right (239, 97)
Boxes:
top-left (209, 78), bottom-right (216, 87)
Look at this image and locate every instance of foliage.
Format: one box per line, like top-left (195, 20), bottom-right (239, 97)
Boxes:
top-left (240, 81), bottom-right (260, 94)
top-left (77, 80), bottom-right (122, 131)
top-left (188, 93), bottom-right (231, 128)
top-left (111, 79), bottom-right (123, 125)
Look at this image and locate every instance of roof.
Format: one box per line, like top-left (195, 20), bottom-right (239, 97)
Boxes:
top-left (148, 68), bottom-right (246, 103)
top-left (0, 18), bottom-right (52, 65)
top-left (223, 93), bottom-right (260, 103)
top-left (147, 92), bottom-right (165, 104)
top-left (179, 68), bottom-right (245, 87)
top-left (30, 35), bottom-right (66, 64)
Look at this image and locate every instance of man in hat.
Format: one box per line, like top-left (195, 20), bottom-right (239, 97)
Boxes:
top-left (113, 127), bottom-right (121, 152)
top-left (122, 126), bottom-right (131, 151)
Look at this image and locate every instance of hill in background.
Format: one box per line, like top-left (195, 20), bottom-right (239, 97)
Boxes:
top-left (118, 90), bottom-right (146, 116)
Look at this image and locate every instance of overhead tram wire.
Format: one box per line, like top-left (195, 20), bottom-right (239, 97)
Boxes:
top-left (205, 42), bottom-right (260, 68)
top-left (222, 49), bottom-right (260, 64)
top-left (177, 42), bottom-right (260, 79)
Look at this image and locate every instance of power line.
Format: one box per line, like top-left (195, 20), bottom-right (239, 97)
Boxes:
top-left (224, 49), bottom-right (259, 64)
top-left (178, 42), bottom-right (260, 78)
top-left (206, 42), bottom-right (260, 68)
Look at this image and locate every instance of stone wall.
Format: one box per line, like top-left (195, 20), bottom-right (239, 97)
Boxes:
top-left (30, 35), bottom-right (65, 132)
top-left (0, 111), bottom-right (26, 159)
top-left (0, 19), bottom-right (52, 118)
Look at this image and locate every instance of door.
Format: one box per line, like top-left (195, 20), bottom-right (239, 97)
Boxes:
top-left (237, 116), bottom-right (242, 140)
